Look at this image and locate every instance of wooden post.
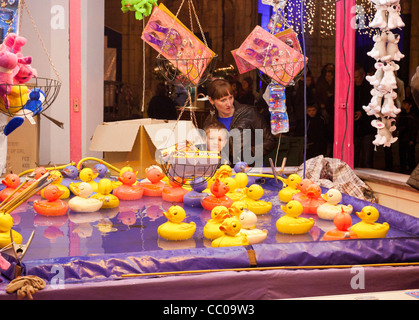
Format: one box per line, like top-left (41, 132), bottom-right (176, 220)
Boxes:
top-left (69, 0), bottom-right (82, 162)
top-left (334, 0), bottom-right (356, 168)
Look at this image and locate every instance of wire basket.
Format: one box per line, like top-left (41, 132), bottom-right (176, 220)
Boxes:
top-left (258, 59), bottom-right (305, 87)
top-left (0, 77), bottom-right (61, 117)
top-left (158, 149), bottom-right (221, 186)
top-left (156, 54), bottom-right (218, 88)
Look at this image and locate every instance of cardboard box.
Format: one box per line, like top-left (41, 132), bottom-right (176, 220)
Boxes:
top-left (6, 117), bottom-right (40, 175)
top-left (89, 119), bottom-right (204, 179)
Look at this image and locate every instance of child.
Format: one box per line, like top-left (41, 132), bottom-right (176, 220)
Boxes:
top-left (306, 104), bottom-right (328, 159)
top-left (397, 98), bottom-right (419, 173)
top-left (204, 121), bottom-right (229, 164)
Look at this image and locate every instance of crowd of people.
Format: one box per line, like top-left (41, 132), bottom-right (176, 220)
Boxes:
top-left (147, 63), bottom-right (419, 173)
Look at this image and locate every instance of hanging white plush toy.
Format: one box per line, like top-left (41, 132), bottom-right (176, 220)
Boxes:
top-left (371, 118), bottom-right (398, 147)
top-left (378, 61), bottom-right (399, 92)
top-left (381, 91), bottom-right (401, 118)
top-left (363, 88), bottom-right (384, 116)
top-left (367, 32), bottom-right (388, 61)
top-left (387, 2), bottom-right (405, 29)
top-left (382, 31), bottom-right (405, 62)
top-left (366, 62), bottom-right (385, 87)
top-left (369, 0), bottom-right (388, 29)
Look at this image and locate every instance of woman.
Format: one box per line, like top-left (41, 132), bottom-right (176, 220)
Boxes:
top-left (203, 79), bottom-right (277, 166)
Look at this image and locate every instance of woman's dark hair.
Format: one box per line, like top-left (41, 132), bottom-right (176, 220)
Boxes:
top-left (207, 79), bottom-right (233, 100)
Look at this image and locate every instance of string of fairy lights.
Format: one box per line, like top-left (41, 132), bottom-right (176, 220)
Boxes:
top-left (280, 0), bottom-right (376, 38)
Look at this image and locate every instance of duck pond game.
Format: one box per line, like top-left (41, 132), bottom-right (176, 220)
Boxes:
top-left (1, 159), bottom-right (419, 285)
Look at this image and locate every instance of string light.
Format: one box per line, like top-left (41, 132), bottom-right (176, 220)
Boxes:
top-left (274, 0), bottom-right (375, 38)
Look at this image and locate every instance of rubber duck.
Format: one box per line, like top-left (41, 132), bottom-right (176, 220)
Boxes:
top-left (223, 177), bottom-right (245, 202)
top-left (94, 163), bottom-right (109, 179)
top-left (350, 206), bottom-right (389, 239)
top-left (41, 170), bottom-right (70, 199)
top-left (292, 180), bottom-right (325, 214)
top-left (317, 189), bottom-right (353, 220)
top-left (201, 179), bottom-right (233, 211)
top-left (158, 205), bottom-right (196, 241)
top-left (323, 209), bottom-right (358, 241)
top-left (69, 168), bottom-right (99, 195)
top-left (33, 185), bottom-right (69, 216)
top-left (0, 212), bottom-right (22, 249)
top-left (183, 178), bottom-right (209, 208)
top-left (141, 165), bottom-right (167, 197)
top-left (91, 179), bottom-right (120, 209)
top-left (243, 184), bottom-right (272, 215)
top-left (111, 166), bottom-right (139, 190)
top-left (234, 161), bottom-right (249, 173)
top-left (211, 217), bottom-right (249, 247)
top-left (217, 164), bottom-right (233, 181)
top-left (239, 208), bottom-right (268, 244)
top-left (228, 201), bottom-right (247, 218)
top-left (113, 171), bottom-right (143, 201)
top-left (0, 174), bottom-right (21, 202)
top-left (278, 174), bottom-right (302, 203)
top-left (203, 205), bottom-right (231, 240)
top-left (234, 172), bottom-right (249, 193)
top-left (161, 177), bottom-right (188, 203)
top-left (62, 165), bottom-right (79, 180)
top-left (276, 200), bottom-right (314, 235)
top-left (68, 182), bottom-right (103, 213)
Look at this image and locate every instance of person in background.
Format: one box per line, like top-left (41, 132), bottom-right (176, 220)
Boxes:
top-left (306, 104), bottom-right (328, 159)
top-left (238, 77), bottom-right (256, 106)
top-left (397, 98), bottom-right (419, 174)
top-left (203, 120), bottom-right (229, 164)
top-left (203, 79), bottom-right (276, 166)
top-left (315, 63), bottom-right (335, 119)
top-left (147, 83), bottom-right (178, 120)
top-left (354, 64), bottom-right (375, 168)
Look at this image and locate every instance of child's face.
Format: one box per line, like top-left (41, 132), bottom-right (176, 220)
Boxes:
top-left (307, 107), bottom-right (317, 118)
top-left (206, 129), bottom-right (228, 152)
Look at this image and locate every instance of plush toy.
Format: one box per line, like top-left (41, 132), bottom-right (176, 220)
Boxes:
top-left (381, 91), bottom-right (400, 118)
top-left (0, 33), bottom-right (34, 109)
top-left (378, 61), bottom-right (399, 92)
top-left (3, 89), bottom-right (45, 136)
top-left (382, 31), bottom-right (405, 62)
top-left (366, 62), bottom-right (385, 87)
top-left (387, 2), bottom-right (405, 30)
top-left (121, 0), bottom-right (158, 20)
top-left (372, 118), bottom-right (398, 147)
top-left (363, 89), bottom-right (384, 116)
top-left (369, 2), bottom-right (388, 29)
top-left (0, 36), bottom-right (19, 107)
top-left (367, 32), bottom-right (388, 61)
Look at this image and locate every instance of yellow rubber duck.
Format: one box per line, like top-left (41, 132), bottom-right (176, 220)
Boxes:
top-left (69, 168), bottom-right (99, 195)
top-left (223, 177), bottom-right (245, 202)
top-left (278, 174), bottom-right (302, 203)
top-left (0, 213), bottom-right (22, 249)
top-left (217, 164), bottom-right (233, 181)
top-left (243, 184), bottom-right (272, 215)
top-left (41, 170), bottom-right (70, 199)
top-left (158, 206), bottom-right (196, 241)
top-left (68, 182), bottom-right (103, 213)
top-left (228, 201), bottom-right (247, 218)
top-left (350, 206), bottom-right (389, 239)
top-left (203, 206), bottom-right (231, 240)
top-left (234, 172), bottom-right (249, 193)
top-left (276, 200), bottom-right (314, 235)
top-left (239, 208), bottom-right (268, 244)
top-left (211, 217), bottom-right (249, 247)
top-left (317, 189), bottom-right (353, 220)
top-left (91, 179), bottom-right (120, 209)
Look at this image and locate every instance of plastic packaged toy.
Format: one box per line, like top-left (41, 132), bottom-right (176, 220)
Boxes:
top-left (141, 3), bottom-right (216, 85)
